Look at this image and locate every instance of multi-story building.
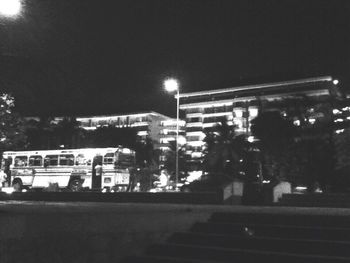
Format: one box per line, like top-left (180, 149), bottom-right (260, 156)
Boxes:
top-left (27, 111), bottom-right (185, 153)
top-left (159, 119), bottom-right (186, 149)
top-left (75, 111), bottom-right (185, 151)
top-left (179, 76), bottom-right (342, 161)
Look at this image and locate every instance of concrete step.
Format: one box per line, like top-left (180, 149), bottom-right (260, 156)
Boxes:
top-left (0, 191), bottom-right (222, 204)
top-left (278, 194), bottom-right (350, 208)
top-left (167, 232), bottom-right (350, 257)
top-left (121, 255), bottom-right (224, 263)
top-left (209, 212), bottom-right (350, 227)
top-left (190, 222), bottom-right (350, 241)
top-left (145, 243), bottom-right (350, 263)
top-left (278, 202), bottom-right (350, 208)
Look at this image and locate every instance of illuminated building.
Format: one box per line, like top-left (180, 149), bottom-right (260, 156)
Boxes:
top-left (179, 76), bottom-right (342, 161)
top-left (27, 111), bottom-right (186, 154)
top-left (159, 119), bottom-right (186, 162)
top-left (74, 111), bottom-right (185, 150)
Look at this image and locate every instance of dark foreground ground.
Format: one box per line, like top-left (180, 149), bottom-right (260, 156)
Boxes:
top-left (1, 201), bottom-right (350, 263)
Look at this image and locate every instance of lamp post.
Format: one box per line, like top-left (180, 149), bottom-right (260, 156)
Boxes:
top-left (0, 0), bottom-right (22, 17)
top-left (164, 78), bottom-right (180, 190)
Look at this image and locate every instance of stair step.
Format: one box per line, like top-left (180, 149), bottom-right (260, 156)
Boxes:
top-left (121, 255), bottom-right (225, 263)
top-left (191, 222), bottom-right (350, 241)
top-left (209, 213), bottom-right (350, 227)
top-left (278, 194), bottom-right (350, 208)
top-left (146, 243), bottom-right (350, 263)
top-left (168, 232), bottom-right (350, 257)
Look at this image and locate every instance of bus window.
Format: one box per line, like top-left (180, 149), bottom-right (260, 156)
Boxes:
top-left (44, 155), bottom-right (59, 166)
top-left (103, 153), bottom-right (114, 164)
top-left (14, 156), bottom-right (28, 167)
top-left (59, 154), bottom-right (74, 166)
top-left (75, 154), bottom-right (91, 166)
top-left (29, 155), bottom-right (43, 167)
top-left (116, 153), bottom-right (135, 168)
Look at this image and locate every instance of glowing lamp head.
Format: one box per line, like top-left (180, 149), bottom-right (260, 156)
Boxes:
top-left (0, 0), bottom-right (21, 17)
top-left (164, 78), bottom-right (179, 92)
top-left (333, 79), bottom-right (339, 85)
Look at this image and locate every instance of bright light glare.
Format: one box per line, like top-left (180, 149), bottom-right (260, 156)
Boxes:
top-left (164, 78), bottom-right (179, 92)
top-left (247, 136), bottom-right (255, 143)
top-left (0, 0), bottom-right (21, 17)
top-left (333, 79), bottom-right (339, 85)
top-left (2, 187), bottom-right (14, 194)
top-left (177, 136), bottom-right (186, 145)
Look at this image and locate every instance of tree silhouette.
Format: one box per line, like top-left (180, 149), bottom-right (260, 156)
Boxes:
top-left (251, 111), bottom-right (297, 182)
top-left (0, 94), bottom-right (27, 152)
top-left (53, 117), bottom-right (84, 148)
top-left (164, 140), bottom-right (188, 181)
top-left (25, 116), bottom-right (59, 150)
top-left (134, 137), bottom-right (160, 191)
top-left (83, 125), bottom-right (137, 149)
top-left (203, 119), bottom-right (249, 177)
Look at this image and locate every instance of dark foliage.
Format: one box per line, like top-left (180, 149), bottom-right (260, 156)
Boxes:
top-left (203, 119), bottom-right (250, 178)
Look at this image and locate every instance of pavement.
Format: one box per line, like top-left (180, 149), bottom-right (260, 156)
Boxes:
top-left (1, 201), bottom-right (350, 263)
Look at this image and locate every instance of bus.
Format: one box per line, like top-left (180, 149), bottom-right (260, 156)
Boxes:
top-left (1, 147), bottom-right (136, 192)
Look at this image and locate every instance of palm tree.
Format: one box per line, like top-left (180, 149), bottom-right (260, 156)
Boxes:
top-left (164, 140), bottom-right (188, 181)
top-left (0, 93), bottom-right (27, 151)
top-left (53, 117), bottom-right (84, 148)
top-left (84, 125), bottom-right (137, 149)
top-left (251, 111), bottom-right (297, 182)
top-left (203, 119), bottom-right (249, 178)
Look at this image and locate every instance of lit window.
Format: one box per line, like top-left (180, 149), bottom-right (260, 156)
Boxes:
top-left (309, 118), bottom-right (316, 124)
top-left (103, 153), bottom-right (114, 164)
top-left (59, 155), bottom-right (74, 166)
top-left (29, 155), bottom-right (42, 167)
top-left (14, 156), bottom-right (28, 167)
top-left (293, 120), bottom-right (300, 126)
top-left (249, 108), bottom-right (258, 117)
top-left (233, 119), bottom-right (243, 129)
top-left (44, 155), bottom-right (59, 166)
top-left (234, 109), bottom-right (243, 118)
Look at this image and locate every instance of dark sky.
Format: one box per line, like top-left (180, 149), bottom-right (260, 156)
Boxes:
top-left (0, 0), bottom-right (349, 117)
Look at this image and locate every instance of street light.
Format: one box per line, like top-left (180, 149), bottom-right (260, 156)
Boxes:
top-left (0, 0), bottom-right (22, 17)
top-left (164, 78), bottom-right (180, 190)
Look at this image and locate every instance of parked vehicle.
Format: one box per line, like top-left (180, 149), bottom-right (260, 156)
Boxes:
top-left (1, 147), bottom-right (135, 192)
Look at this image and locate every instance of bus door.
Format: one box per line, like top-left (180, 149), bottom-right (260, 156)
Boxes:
top-left (2, 157), bottom-right (12, 186)
top-left (92, 155), bottom-right (103, 189)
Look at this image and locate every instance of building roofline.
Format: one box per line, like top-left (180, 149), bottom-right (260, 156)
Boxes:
top-left (74, 111), bottom-right (171, 120)
top-left (178, 76), bottom-right (333, 99)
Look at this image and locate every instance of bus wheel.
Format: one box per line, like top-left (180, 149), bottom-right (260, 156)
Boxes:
top-left (68, 179), bottom-right (82, 192)
top-left (12, 179), bottom-right (22, 192)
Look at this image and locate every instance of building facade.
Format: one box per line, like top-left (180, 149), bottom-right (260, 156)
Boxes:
top-left (179, 76), bottom-right (342, 161)
top-left (75, 111), bottom-right (185, 151)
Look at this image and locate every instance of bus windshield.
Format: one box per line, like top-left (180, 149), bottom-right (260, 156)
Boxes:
top-left (116, 152), bottom-right (135, 168)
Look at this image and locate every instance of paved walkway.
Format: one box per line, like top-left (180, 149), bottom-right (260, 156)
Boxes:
top-left (1, 201), bottom-right (350, 262)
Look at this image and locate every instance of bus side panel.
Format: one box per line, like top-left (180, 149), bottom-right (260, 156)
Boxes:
top-left (115, 171), bottom-right (130, 185)
top-left (11, 168), bottom-right (35, 186)
top-left (101, 170), bottom-right (129, 189)
top-left (32, 175), bottom-right (71, 188)
top-left (31, 168), bottom-right (72, 188)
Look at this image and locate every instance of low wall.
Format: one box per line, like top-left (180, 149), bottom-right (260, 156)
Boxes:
top-left (0, 191), bottom-right (223, 204)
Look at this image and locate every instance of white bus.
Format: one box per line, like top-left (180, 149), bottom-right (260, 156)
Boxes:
top-left (1, 147), bottom-right (136, 191)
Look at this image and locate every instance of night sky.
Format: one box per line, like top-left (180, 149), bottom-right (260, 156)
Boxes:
top-left (0, 0), bottom-right (349, 117)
